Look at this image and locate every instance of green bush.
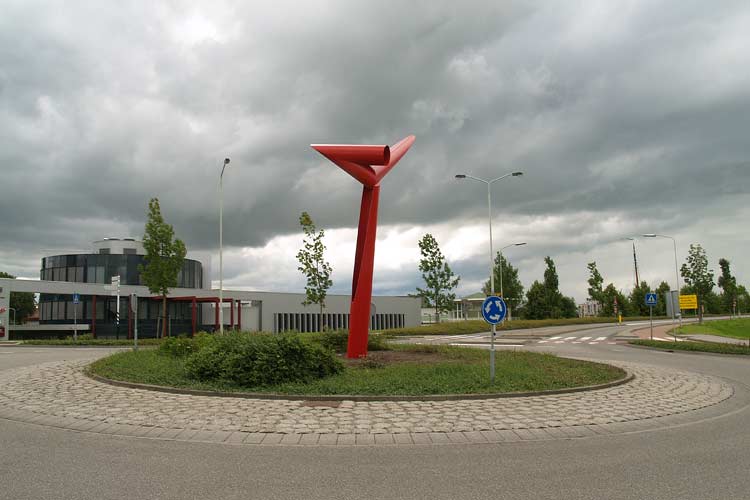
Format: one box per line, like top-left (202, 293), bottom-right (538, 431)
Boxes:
top-left (301, 329), bottom-right (388, 353)
top-left (185, 332), bottom-right (344, 386)
top-left (158, 336), bottom-right (196, 357)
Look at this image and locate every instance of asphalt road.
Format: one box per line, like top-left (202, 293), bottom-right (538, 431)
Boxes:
top-left (1, 334), bottom-right (748, 500)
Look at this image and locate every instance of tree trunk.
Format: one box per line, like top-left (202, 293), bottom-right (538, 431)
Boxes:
top-left (162, 296), bottom-right (168, 338)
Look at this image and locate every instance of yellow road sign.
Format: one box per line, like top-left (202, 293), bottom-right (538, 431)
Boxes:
top-left (679, 294), bottom-right (698, 309)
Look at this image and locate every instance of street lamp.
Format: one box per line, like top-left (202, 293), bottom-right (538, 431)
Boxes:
top-left (642, 233), bottom-right (682, 331)
top-left (219, 158), bottom-right (230, 335)
top-left (455, 171), bottom-right (523, 382)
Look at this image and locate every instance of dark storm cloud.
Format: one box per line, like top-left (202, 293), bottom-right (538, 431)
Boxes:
top-left (1, 1), bottom-right (749, 294)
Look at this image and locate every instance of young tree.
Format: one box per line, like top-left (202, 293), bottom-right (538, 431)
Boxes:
top-left (482, 252), bottom-right (524, 304)
top-left (543, 257), bottom-right (563, 318)
top-left (717, 258), bottom-right (738, 314)
top-left (600, 283), bottom-right (630, 317)
top-left (139, 198), bottom-right (186, 338)
top-left (680, 244), bottom-right (715, 323)
top-left (0, 272), bottom-right (36, 323)
top-left (296, 212), bottom-right (333, 330)
top-left (416, 234), bottom-right (460, 323)
top-left (586, 262), bottom-right (604, 304)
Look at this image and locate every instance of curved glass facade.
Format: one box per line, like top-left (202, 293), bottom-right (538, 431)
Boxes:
top-left (39, 254), bottom-right (204, 337)
top-left (40, 254), bottom-right (203, 288)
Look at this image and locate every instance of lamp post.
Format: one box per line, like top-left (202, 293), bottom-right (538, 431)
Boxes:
top-left (456, 171), bottom-right (523, 382)
top-left (499, 242), bottom-right (526, 322)
top-left (643, 233), bottom-right (682, 333)
top-left (219, 158), bottom-right (230, 335)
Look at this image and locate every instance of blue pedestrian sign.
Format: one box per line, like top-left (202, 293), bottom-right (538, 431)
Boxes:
top-left (645, 293), bottom-right (657, 307)
top-left (481, 295), bottom-right (507, 325)
top-left (73, 293), bottom-right (80, 304)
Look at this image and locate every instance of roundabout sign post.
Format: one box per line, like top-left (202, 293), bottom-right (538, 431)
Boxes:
top-left (482, 295), bottom-right (507, 382)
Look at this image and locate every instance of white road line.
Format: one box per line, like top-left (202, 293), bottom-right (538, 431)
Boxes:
top-left (449, 343), bottom-right (524, 347)
top-left (595, 336), bottom-right (607, 341)
top-left (564, 336), bottom-right (577, 340)
top-left (554, 341), bottom-right (565, 344)
top-left (589, 342), bottom-right (599, 344)
top-left (580, 337), bottom-right (592, 341)
top-left (548, 336), bottom-right (562, 340)
top-left (537, 340), bottom-right (549, 343)
top-left (608, 342), bottom-right (617, 344)
top-left (572, 341), bottom-right (582, 344)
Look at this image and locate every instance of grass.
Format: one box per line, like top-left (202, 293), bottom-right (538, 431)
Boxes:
top-left (629, 339), bottom-right (750, 355)
top-left (385, 316), bottom-right (663, 337)
top-left (674, 318), bottom-right (750, 341)
top-left (22, 338), bottom-right (162, 346)
top-left (88, 345), bottom-right (625, 396)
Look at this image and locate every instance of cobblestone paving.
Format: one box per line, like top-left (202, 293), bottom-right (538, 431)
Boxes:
top-left (0, 360), bottom-right (735, 447)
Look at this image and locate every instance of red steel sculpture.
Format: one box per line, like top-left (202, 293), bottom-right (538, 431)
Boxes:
top-left (311, 135), bottom-right (415, 358)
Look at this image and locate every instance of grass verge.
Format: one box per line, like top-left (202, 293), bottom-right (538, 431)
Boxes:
top-left (674, 318), bottom-right (750, 341)
top-left (88, 345), bottom-right (625, 396)
top-left (629, 339), bottom-right (750, 355)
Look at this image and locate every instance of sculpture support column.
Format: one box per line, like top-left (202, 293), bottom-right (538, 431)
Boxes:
top-left (311, 135), bottom-right (414, 358)
top-left (348, 185), bottom-right (380, 358)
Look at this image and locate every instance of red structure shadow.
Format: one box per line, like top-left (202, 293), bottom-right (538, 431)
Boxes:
top-left (311, 135), bottom-right (415, 358)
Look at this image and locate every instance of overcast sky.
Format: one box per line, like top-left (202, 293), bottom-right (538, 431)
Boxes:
top-left (1, 0), bottom-right (749, 302)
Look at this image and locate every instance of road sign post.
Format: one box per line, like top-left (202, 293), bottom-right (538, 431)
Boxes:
top-left (130, 293), bottom-right (138, 351)
top-left (73, 293), bottom-right (80, 341)
top-left (481, 295), bottom-right (507, 383)
top-left (645, 293), bottom-right (658, 341)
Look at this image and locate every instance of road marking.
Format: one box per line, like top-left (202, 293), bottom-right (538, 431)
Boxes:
top-left (589, 342), bottom-right (599, 344)
top-left (548, 336), bottom-right (562, 340)
top-left (537, 340), bottom-right (549, 343)
top-left (554, 341), bottom-right (565, 344)
top-left (449, 343), bottom-right (524, 347)
top-left (580, 337), bottom-right (592, 341)
top-left (572, 341), bottom-right (582, 344)
top-left (564, 336), bottom-right (577, 340)
top-left (595, 336), bottom-right (607, 341)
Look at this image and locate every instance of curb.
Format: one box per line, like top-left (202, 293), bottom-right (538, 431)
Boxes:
top-left (87, 368), bottom-right (634, 402)
top-left (625, 342), bottom-right (750, 358)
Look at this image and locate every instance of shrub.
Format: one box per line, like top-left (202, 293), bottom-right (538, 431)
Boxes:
top-left (185, 332), bottom-right (344, 386)
top-left (301, 329), bottom-right (388, 353)
top-left (158, 336), bottom-right (196, 357)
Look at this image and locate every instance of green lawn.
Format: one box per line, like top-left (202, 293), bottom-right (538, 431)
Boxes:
top-left (629, 339), bottom-right (750, 355)
top-left (675, 318), bottom-right (750, 340)
top-left (88, 345), bottom-right (625, 396)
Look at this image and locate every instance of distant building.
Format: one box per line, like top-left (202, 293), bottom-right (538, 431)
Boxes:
top-left (578, 300), bottom-right (602, 317)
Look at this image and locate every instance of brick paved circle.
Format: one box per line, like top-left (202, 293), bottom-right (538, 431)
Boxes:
top-left (0, 360), bottom-right (737, 446)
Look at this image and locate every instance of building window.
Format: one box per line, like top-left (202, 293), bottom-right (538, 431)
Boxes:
top-left (99, 248), bottom-right (110, 254)
top-left (123, 248), bottom-right (136, 255)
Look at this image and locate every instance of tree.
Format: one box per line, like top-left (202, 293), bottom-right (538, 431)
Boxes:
top-left (296, 212), bottom-right (333, 330)
top-left (523, 280), bottom-right (547, 320)
top-left (717, 258), bottom-right (738, 314)
top-left (654, 281), bottom-right (671, 316)
top-left (543, 257), bottom-right (563, 318)
top-left (139, 198), bottom-right (186, 338)
top-left (629, 281), bottom-right (653, 317)
top-left (0, 272), bottom-right (36, 323)
top-left (482, 252), bottom-right (524, 305)
top-left (416, 234), bottom-right (460, 323)
top-left (680, 244), bottom-right (714, 323)
top-left (601, 283), bottom-right (629, 317)
top-left (586, 262), bottom-right (604, 304)
top-left (522, 257), bottom-right (574, 319)
top-left (737, 285), bottom-right (750, 314)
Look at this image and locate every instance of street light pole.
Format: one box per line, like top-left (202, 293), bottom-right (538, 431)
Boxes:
top-left (456, 171), bottom-right (523, 382)
top-left (643, 233), bottom-right (683, 333)
top-left (219, 158), bottom-right (230, 335)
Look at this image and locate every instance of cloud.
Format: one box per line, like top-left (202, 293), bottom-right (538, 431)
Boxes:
top-left (1, 1), bottom-right (749, 302)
